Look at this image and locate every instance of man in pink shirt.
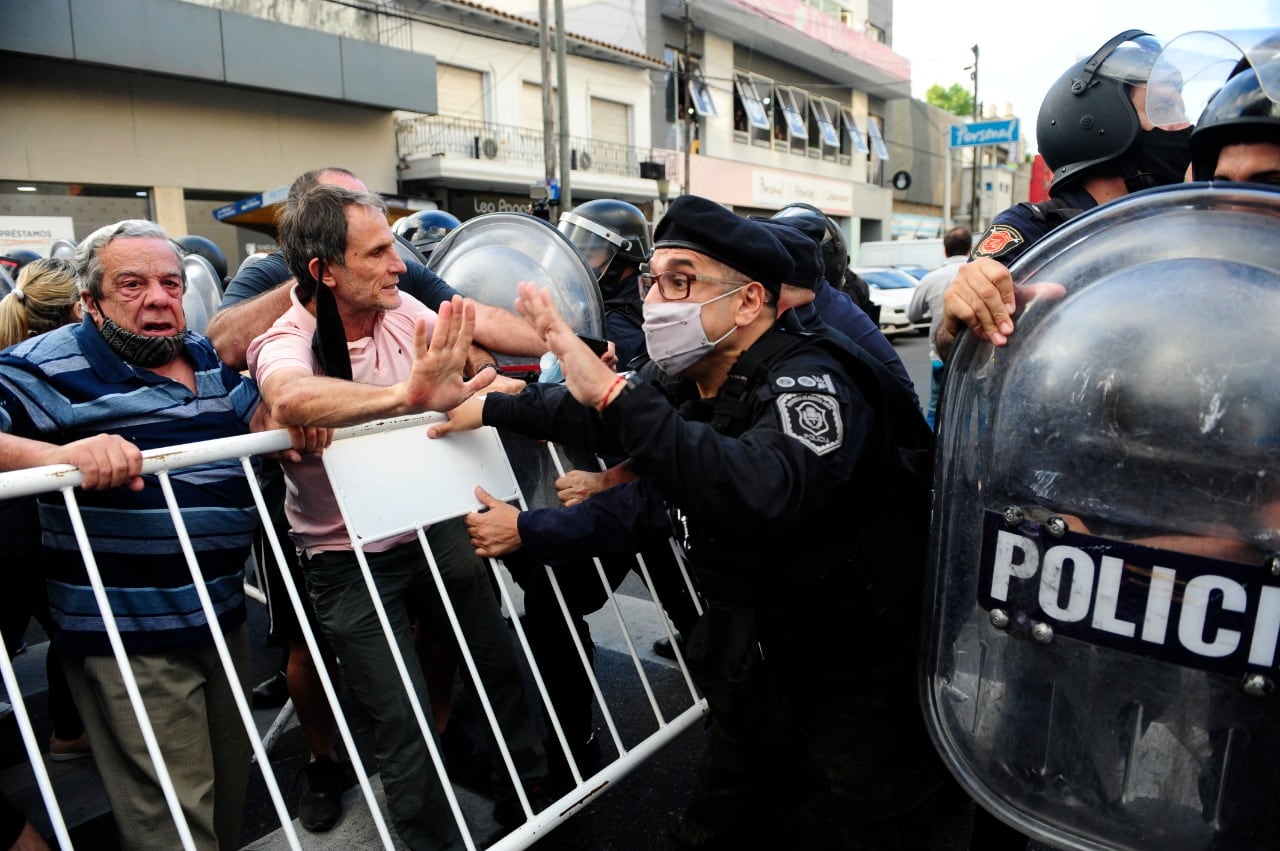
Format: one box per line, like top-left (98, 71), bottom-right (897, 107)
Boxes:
top-left (248, 184), bottom-right (549, 850)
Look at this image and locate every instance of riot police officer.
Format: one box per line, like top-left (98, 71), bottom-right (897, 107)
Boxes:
top-left (432, 195), bottom-right (947, 849)
top-left (392, 209), bottom-right (461, 261)
top-left (558, 198), bottom-right (653, 368)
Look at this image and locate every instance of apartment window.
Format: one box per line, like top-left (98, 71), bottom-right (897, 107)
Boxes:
top-left (437, 64), bottom-right (486, 121)
top-left (521, 81), bottom-right (557, 134)
top-left (590, 97), bottom-right (630, 146)
top-left (688, 71), bottom-right (717, 116)
top-left (867, 114), bottom-right (888, 185)
top-left (773, 86), bottom-right (807, 153)
top-left (733, 74), bottom-right (772, 148)
top-left (839, 107), bottom-right (869, 164)
top-left (809, 98), bottom-right (840, 161)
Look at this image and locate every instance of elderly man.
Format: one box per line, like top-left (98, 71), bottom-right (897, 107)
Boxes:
top-left (0, 220), bottom-right (327, 850)
top-left (432, 195), bottom-right (950, 849)
top-left (247, 184), bottom-right (551, 850)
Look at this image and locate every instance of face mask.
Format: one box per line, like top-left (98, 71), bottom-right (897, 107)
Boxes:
top-left (97, 314), bottom-right (186, 368)
top-left (642, 286), bottom-right (742, 375)
top-left (1122, 126), bottom-right (1193, 192)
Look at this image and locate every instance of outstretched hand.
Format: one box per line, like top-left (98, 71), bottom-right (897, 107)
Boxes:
top-left (402, 296), bottom-right (496, 413)
top-left (514, 282), bottom-right (617, 409)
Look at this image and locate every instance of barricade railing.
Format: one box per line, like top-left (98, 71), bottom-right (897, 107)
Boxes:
top-left (0, 414), bottom-right (709, 850)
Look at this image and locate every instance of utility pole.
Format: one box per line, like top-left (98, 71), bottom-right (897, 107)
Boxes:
top-left (682, 0), bottom-right (692, 196)
top-left (969, 44), bottom-right (981, 232)
top-left (555, 0), bottom-right (572, 211)
top-left (538, 0), bottom-right (556, 202)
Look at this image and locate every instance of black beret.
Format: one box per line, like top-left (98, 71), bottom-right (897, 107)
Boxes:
top-left (755, 219), bottom-right (823, 290)
top-left (653, 195), bottom-right (793, 295)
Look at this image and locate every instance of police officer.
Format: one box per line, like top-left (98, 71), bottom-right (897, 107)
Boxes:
top-left (558, 199), bottom-right (653, 368)
top-left (432, 195), bottom-right (948, 849)
top-left (938, 28), bottom-right (1279, 361)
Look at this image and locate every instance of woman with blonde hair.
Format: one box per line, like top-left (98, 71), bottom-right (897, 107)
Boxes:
top-left (0, 257), bottom-right (82, 349)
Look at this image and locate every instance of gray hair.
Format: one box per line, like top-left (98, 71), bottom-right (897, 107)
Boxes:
top-left (76, 219), bottom-right (186, 301)
top-left (278, 184), bottom-right (387, 300)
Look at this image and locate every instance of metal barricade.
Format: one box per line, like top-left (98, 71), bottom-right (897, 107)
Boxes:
top-left (0, 413), bottom-right (708, 850)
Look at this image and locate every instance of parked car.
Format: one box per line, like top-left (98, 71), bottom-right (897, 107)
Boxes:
top-left (855, 266), bottom-right (924, 337)
top-left (894, 263), bottom-right (931, 281)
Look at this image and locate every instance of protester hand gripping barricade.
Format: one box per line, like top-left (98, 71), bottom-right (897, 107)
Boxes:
top-left (924, 183), bottom-right (1280, 850)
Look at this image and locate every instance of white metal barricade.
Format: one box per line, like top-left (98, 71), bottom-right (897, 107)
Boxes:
top-left (0, 413), bottom-right (708, 850)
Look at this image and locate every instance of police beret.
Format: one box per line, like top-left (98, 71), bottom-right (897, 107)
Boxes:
top-left (755, 219), bottom-right (823, 290)
top-left (654, 195), bottom-right (793, 295)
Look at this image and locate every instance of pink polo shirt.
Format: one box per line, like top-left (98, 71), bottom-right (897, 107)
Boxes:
top-left (247, 286), bottom-right (437, 557)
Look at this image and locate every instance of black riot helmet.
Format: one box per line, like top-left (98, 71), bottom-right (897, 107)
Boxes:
top-left (558, 198), bottom-right (652, 278)
top-left (393, 210), bottom-right (461, 259)
top-left (1191, 63), bottom-right (1280, 180)
top-left (1037, 30), bottom-right (1190, 196)
top-left (771, 202), bottom-right (848, 285)
top-left (175, 234), bottom-right (228, 283)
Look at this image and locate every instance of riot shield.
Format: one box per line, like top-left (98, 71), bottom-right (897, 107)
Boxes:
top-left (182, 253), bottom-right (223, 336)
top-left (428, 212), bottom-right (604, 376)
top-left (925, 184), bottom-right (1280, 850)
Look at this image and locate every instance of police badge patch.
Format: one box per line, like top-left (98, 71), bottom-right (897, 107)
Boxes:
top-left (973, 224), bottom-right (1025, 259)
top-left (777, 393), bottom-right (843, 455)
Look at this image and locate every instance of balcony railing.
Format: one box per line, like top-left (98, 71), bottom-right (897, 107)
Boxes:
top-left (396, 115), bottom-right (649, 180)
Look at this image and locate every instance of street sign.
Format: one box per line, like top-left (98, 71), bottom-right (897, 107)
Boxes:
top-left (950, 118), bottom-right (1020, 148)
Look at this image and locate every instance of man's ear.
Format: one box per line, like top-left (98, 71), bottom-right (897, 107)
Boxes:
top-left (80, 290), bottom-right (99, 321)
top-left (738, 281), bottom-right (770, 322)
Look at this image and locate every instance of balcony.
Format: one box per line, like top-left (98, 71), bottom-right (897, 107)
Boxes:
top-left (396, 115), bottom-right (683, 203)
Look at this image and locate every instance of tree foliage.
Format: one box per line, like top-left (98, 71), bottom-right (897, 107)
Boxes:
top-left (926, 83), bottom-right (975, 117)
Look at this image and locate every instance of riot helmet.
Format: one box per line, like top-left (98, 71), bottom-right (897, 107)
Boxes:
top-left (48, 238), bottom-right (77, 261)
top-left (175, 235), bottom-right (228, 284)
top-left (393, 209), bottom-right (461, 259)
top-left (0, 249), bottom-right (42, 282)
top-left (558, 198), bottom-right (652, 279)
top-left (1037, 30), bottom-right (1192, 195)
top-left (770, 203), bottom-right (848, 285)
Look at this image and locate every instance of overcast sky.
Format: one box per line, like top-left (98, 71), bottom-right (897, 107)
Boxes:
top-left (893, 1), bottom-right (1280, 153)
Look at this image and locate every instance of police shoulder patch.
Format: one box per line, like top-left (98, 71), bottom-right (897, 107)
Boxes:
top-left (973, 224), bottom-right (1025, 259)
top-left (776, 392), bottom-right (843, 456)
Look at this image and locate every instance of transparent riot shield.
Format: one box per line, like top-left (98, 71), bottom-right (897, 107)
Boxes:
top-left (428, 212), bottom-right (605, 376)
top-left (925, 184), bottom-right (1280, 850)
top-left (182, 253), bottom-right (223, 336)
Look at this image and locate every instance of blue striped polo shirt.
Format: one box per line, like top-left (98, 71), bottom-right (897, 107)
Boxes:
top-left (0, 316), bottom-right (260, 655)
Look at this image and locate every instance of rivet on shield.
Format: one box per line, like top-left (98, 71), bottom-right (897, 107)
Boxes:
top-left (1031, 622), bottom-right (1054, 644)
top-left (1002, 506), bottom-right (1024, 527)
top-left (1242, 673), bottom-right (1274, 698)
top-left (989, 609), bottom-right (1011, 630)
top-left (1265, 552), bottom-right (1280, 578)
top-left (1045, 516), bottom-right (1068, 538)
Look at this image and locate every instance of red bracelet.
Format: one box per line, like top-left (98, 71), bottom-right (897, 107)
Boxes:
top-left (599, 374), bottom-right (628, 412)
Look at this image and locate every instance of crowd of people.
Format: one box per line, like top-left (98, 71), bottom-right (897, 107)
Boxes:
top-left (0, 23), bottom-right (1274, 851)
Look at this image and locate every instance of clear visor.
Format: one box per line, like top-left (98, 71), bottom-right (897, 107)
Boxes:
top-left (1147, 28), bottom-right (1280, 129)
top-left (558, 212), bottom-right (628, 277)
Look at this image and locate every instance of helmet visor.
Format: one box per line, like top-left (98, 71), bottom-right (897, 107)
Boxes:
top-left (1147, 29), bottom-right (1280, 129)
top-left (558, 212), bottom-right (628, 277)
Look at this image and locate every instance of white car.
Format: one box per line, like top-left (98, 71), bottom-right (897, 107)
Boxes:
top-left (855, 266), bottom-right (921, 336)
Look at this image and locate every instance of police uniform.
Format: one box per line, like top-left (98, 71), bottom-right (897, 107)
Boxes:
top-left (482, 309), bottom-right (948, 848)
top-left (971, 185), bottom-right (1098, 267)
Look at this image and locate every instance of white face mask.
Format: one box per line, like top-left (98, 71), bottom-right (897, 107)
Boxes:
top-left (641, 286), bottom-right (743, 375)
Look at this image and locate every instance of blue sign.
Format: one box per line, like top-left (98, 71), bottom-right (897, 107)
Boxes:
top-left (950, 118), bottom-right (1020, 148)
top-left (213, 185), bottom-right (289, 222)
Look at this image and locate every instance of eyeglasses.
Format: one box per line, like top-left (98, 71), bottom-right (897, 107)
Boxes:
top-left (637, 265), bottom-right (749, 301)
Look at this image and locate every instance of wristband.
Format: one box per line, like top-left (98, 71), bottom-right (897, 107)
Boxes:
top-left (599, 374), bottom-right (629, 412)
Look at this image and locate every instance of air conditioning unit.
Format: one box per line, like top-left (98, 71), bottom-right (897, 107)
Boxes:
top-left (475, 137), bottom-right (499, 159)
top-left (577, 150), bottom-right (593, 171)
